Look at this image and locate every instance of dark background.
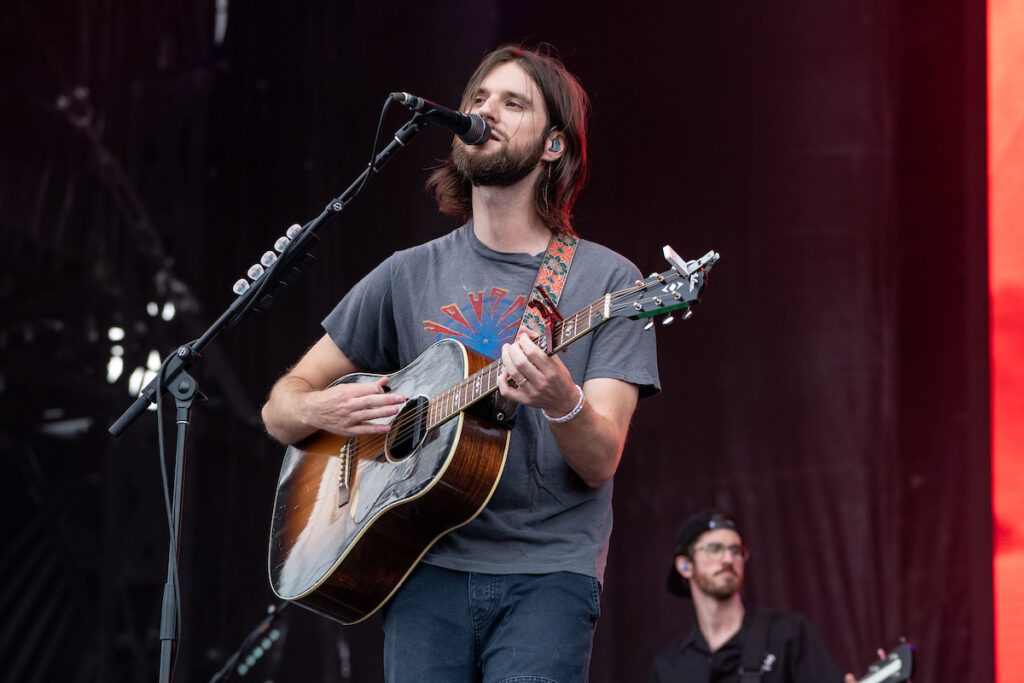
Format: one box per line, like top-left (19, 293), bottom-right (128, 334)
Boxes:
top-left (0, 1), bottom-right (990, 681)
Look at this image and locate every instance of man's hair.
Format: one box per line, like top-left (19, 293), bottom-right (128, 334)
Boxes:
top-left (426, 44), bottom-right (590, 235)
top-left (683, 512), bottom-right (740, 560)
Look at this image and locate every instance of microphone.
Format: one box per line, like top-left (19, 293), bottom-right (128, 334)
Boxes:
top-left (390, 92), bottom-right (491, 145)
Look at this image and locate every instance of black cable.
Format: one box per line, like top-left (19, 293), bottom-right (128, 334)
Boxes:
top-left (350, 96), bottom-right (396, 202)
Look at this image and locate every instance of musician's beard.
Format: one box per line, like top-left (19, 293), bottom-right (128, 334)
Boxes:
top-left (692, 566), bottom-right (742, 601)
top-left (452, 134), bottom-right (546, 187)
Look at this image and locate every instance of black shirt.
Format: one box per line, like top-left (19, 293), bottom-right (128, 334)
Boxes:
top-left (649, 606), bottom-right (844, 683)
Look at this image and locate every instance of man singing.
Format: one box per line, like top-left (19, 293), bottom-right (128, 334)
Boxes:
top-left (262, 44), bottom-right (660, 682)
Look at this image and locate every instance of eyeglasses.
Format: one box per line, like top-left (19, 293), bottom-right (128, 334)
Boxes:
top-left (693, 543), bottom-right (749, 561)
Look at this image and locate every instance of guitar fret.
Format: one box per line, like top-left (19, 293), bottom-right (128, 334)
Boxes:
top-left (426, 296), bottom-right (612, 429)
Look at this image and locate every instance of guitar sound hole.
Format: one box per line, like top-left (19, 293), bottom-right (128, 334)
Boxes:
top-left (384, 396), bottom-right (430, 463)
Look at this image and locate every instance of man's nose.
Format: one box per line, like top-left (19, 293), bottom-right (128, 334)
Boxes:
top-left (476, 95), bottom-right (498, 121)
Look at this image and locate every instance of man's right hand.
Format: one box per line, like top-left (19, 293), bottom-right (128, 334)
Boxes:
top-left (298, 376), bottom-right (405, 437)
top-left (261, 335), bottom-right (404, 445)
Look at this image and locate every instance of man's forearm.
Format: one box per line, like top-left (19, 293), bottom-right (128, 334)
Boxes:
top-left (261, 375), bottom-right (319, 445)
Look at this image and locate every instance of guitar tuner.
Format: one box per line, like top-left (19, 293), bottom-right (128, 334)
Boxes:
top-left (662, 314), bottom-right (675, 325)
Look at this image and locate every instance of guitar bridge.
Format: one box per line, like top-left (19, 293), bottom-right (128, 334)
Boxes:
top-left (337, 440), bottom-right (352, 507)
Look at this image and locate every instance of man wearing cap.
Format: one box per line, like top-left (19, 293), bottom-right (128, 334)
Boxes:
top-left (650, 509), bottom-right (858, 682)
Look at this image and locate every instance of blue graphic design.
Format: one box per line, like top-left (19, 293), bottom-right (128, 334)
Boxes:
top-left (423, 286), bottom-right (527, 359)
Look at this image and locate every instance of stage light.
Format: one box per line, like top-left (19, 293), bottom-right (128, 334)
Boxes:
top-left (128, 366), bottom-right (145, 396)
top-left (107, 356), bottom-right (123, 383)
top-left (988, 1), bottom-right (1024, 678)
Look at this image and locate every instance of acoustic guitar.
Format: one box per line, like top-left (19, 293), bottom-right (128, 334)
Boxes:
top-left (268, 247), bottom-right (719, 624)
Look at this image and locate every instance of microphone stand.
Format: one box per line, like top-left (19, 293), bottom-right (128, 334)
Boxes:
top-left (108, 113), bottom-right (427, 683)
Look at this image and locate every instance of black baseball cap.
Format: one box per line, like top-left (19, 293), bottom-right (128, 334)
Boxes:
top-left (665, 509), bottom-right (743, 597)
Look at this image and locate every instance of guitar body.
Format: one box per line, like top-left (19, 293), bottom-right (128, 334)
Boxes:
top-left (268, 339), bottom-right (510, 624)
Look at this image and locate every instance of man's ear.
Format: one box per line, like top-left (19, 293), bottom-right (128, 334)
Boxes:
top-left (675, 555), bottom-right (692, 579)
top-left (541, 130), bottom-right (567, 162)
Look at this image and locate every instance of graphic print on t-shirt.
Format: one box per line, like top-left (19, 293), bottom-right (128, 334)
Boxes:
top-left (423, 286), bottom-right (527, 359)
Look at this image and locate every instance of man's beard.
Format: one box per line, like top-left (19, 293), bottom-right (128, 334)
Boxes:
top-left (452, 134), bottom-right (546, 187)
top-left (693, 567), bottom-right (742, 601)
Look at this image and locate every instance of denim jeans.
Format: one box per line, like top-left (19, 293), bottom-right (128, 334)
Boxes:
top-left (381, 564), bottom-right (602, 683)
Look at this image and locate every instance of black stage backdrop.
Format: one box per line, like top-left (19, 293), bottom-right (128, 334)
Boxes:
top-left (0, 1), bottom-right (990, 681)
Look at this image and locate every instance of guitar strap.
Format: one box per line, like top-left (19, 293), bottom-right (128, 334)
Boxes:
top-left (518, 231), bottom-right (579, 336)
top-left (739, 608), bottom-right (772, 682)
top-left (480, 231), bottom-right (578, 430)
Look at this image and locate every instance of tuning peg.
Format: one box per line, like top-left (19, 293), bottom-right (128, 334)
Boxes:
top-left (662, 314), bottom-right (675, 325)
top-left (232, 278), bottom-right (250, 295)
top-left (683, 309), bottom-right (693, 320)
top-left (247, 263), bottom-right (265, 280)
top-left (643, 320), bottom-right (655, 330)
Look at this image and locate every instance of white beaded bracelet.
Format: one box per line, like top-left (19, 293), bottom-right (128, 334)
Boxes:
top-left (543, 384), bottom-right (586, 424)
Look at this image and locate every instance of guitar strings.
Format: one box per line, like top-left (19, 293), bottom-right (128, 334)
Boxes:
top-left (346, 300), bottom-right (596, 457)
top-left (342, 277), bottom-right (691, 460)
top-left (343, 281), bottom-right (673, 458)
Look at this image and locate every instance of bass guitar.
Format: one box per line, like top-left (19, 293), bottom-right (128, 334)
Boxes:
top-left (268, 246), bottom-right (719, 624)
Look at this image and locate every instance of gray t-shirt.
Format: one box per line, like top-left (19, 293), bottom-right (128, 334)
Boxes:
top-left (322, 222), bottom-right (659, 582)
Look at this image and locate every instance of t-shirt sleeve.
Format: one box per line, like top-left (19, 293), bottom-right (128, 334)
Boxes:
top-left (321, 256), bottom-right (401, 372)
top-left (582, 260), bottom-right (661, 398)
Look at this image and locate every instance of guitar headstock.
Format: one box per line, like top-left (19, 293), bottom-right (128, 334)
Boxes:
top-left (607, 247), bottom-right (720, 327)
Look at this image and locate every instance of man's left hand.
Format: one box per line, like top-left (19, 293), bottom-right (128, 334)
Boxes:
top-left (498, 331), bottom-right (578, 416)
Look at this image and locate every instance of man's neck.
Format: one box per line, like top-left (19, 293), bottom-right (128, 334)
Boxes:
top-left (470, 166), bottom-right (553, 255)
top-left (693, 592), bottom-right (745, 653)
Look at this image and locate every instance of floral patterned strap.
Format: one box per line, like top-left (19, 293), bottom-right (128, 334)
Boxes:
top-left (519, 231), bottom-right (579, 337)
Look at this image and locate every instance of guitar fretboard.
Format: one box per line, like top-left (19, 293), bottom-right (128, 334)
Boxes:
top-left (425, 296), bottom-right (609, 429)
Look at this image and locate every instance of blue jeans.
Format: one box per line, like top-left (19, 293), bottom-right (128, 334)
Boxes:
top-left (381, 564), bottom-right (602, 683)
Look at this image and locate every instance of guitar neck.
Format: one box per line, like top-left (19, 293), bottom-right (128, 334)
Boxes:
top-left (855, 643), bottom-right (913, 683)
top-left (857, 659), bottom-right (903, 683)
top-left (426, 295), bottom-right (610, 429)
